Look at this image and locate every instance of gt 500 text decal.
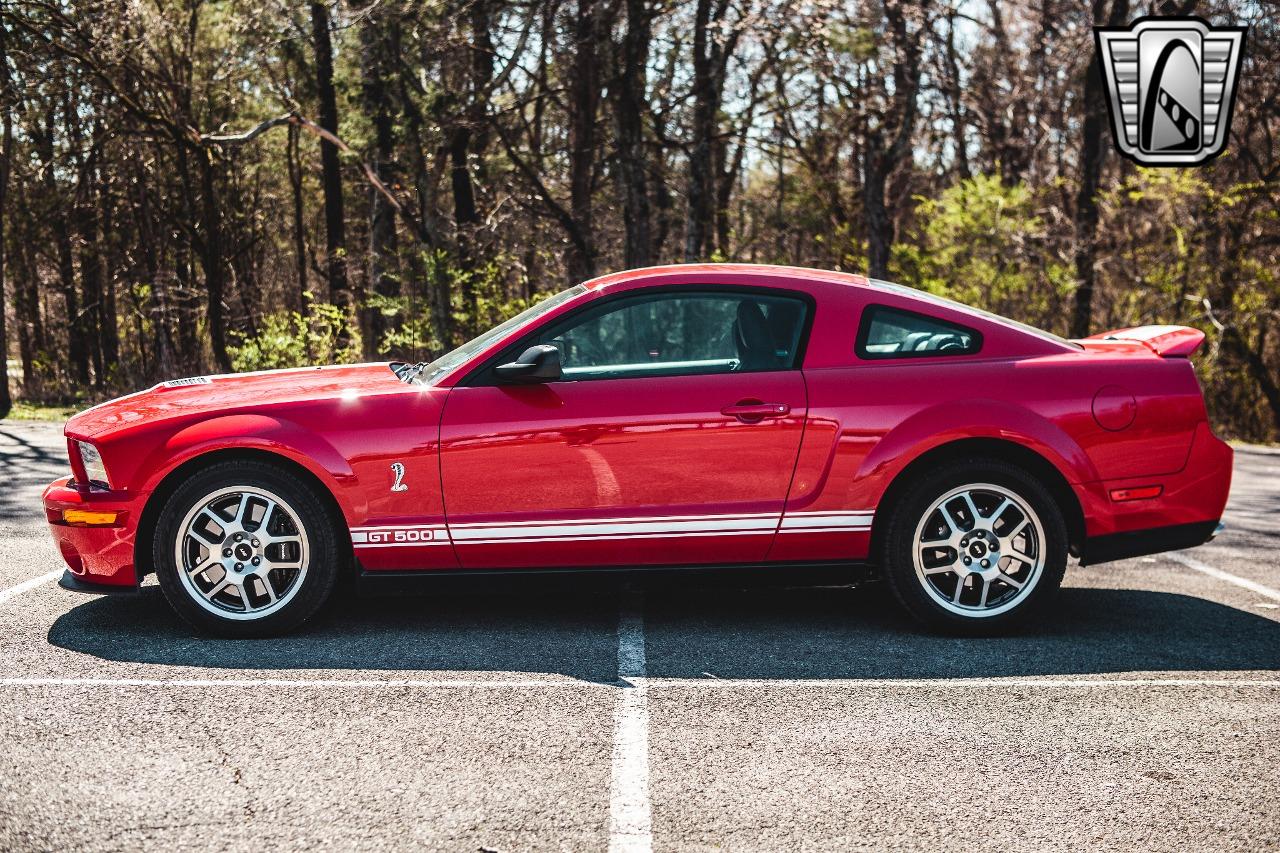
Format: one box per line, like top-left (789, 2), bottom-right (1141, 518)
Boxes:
top-left (349, 510), bottom-right (872, 549)
top-left (350, 524), bottom-right (450, 548)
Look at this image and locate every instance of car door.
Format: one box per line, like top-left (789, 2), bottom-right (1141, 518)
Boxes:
top-left (438, 287), bottom-right (811, 569)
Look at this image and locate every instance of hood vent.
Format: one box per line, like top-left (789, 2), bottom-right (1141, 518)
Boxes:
top-left (161, 376), bottom-right (212, 388)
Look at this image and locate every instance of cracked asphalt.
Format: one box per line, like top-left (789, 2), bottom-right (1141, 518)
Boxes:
top-left (1, 419), bottom-right (1277, 851)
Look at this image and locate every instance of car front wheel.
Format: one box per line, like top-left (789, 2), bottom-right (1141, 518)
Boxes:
top-left (153, 459), bottom-right (343, 637)
top-left (881, 459), bottom-right (1068, 634)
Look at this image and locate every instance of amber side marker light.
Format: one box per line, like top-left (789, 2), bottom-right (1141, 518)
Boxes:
top-left (1109, 485), bottom-right (1163, 502)
top-left (62, 509), bottom-right (120, 526)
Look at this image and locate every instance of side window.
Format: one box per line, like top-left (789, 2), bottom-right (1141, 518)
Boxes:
top-left (529, 291), bottom-right (808, 380)
top-left (855, 305), bottom-right (982, 359)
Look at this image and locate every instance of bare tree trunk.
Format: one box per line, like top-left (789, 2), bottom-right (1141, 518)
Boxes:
top-left (863, 148), bottom-right (893, 278)
top-left (863, 0), bottom-right (926, 280)
top-left (359, 3), bottom-right (401, 358)
top-left (15, 236), bottom-right (40, 395)
top-left (684, 0), bottom-right (716, 262)
top-left (566, 0), bottom-right (603, 282)
top-left (684, 0), bottom-right (741, 262)
top-left (614, 0), bottom-right (653, 269)
top-left (73, 134), bottom-right (106, 386)
top-left (98, 162), bottom-right (119, 377)
top-left (448, 0), bottom-right (494, 331)
top-left (311, 1), bottom-right (349, 316)
top-left (199, 152), bottom-right (232, 371)
top-left (286, 123), bottom-right (309, 314)
top-left (1071, 0), bottom-right (1128, 339)
top-left (399, 71), bottom-right (449, 351)
top-left (0, 28), bottom-right (11, 416)
top-left (651, 114), bottom-right (674, 260)
top-left (34, 110), bottom-right (89, 386)
top-left (943, 9), bottom-right (971, 180)
top-left (133, 154), bottom-right (174, 377)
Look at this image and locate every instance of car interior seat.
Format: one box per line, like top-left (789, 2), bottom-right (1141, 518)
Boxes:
top-left (733, 301), bottom-right (781, 370)
top-left (902, 331), bottom-right (933, 351)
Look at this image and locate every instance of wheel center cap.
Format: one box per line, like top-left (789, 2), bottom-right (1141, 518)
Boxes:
top-left (234, 543), bottom-right (253, 561)
top-left (968, 541), bottom-right (988, 558)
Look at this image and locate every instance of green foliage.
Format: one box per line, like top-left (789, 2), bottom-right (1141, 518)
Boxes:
top-left (4, 401), bottom-right (80, 422)
top-left (228, 301), bottom-right (361, 371)
top-left (891, 175), bottom-right (1070, 331)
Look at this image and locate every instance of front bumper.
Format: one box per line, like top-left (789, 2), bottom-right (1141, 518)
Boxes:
top-left (43, 478), bottom-right (144, 589)
top-left (58, 569), bottom-right (142, 596)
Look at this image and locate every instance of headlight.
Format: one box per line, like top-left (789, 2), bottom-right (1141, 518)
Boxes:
top-left (77, 441), bottom-right (111, 489)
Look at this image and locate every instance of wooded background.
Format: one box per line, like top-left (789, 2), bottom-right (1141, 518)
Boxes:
top-left (0, 1), bottom-right (1277, 439)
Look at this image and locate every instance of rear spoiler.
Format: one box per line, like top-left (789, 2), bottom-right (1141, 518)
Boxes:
top-left (1087, 325), bottom-right (1206, 358)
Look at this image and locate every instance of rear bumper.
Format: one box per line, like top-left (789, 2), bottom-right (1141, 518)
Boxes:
top-left (1073, 421), bottom-right (1232, 565)
top-left (1079, 520), bottom-right (1221, 566)
top-left (42, 478), bottom-right (143, 590)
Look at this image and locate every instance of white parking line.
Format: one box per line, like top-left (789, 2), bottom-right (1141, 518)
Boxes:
top-left (1167, 552), bottom-right (1280, 602)
top-left (0, 677), bottom-right (608, 689)
top-left (0, 570), bottom-right (61, 607)
top-left (609, 591), bottom-right (653, 853)
top-left (641, 677), bottom-right (1280, 689)
top-left (0, 676), bottom-right (1273, 690)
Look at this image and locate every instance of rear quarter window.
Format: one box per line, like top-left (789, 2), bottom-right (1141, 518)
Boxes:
top-left (855, 304), bottom-right (982, 359)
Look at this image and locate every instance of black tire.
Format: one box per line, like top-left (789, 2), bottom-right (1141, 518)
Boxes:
top-left (880, 458), bottom-right (1068, 636)
top-left (152, 459), bottom-right (344, 638)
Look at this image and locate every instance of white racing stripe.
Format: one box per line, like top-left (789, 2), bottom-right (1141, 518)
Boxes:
top-left (609, 592), bottom-right (652, 853)
top-left (457, 530), bottom-right (775, 545)
top-left (452, 514), bottom-right (778, 543)
top-left (1167, 551), bottom-right (1280, 603)
top-left (355, 509), bottom-right (875, 549)
top-left (778, 511), bottom-right (874, 530)
top-left (449, 512), bottom-right (778, 528)
top-left (0, 570), bottom-right (62, 607)
top-left (457, 525), bottom-right (774, 543)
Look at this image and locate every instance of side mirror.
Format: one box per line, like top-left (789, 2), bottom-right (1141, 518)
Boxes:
top-left (495, 344), bottom-right (562, 383)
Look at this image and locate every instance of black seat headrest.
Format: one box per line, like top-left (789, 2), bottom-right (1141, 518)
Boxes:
top-left (734, 301), bottom-right (780, 370)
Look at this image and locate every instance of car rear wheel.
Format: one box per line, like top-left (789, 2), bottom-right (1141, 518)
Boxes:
top-left (153, 459), bottom-right (343, 637)
top-left (881, 459), bottom-right (1067, 634)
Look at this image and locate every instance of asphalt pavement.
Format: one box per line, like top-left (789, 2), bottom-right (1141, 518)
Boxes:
top-left (1, 419), bottom-right (1277, 851)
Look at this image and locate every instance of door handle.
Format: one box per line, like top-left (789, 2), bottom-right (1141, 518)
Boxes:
top-left (721, 401), bottom-right (791, 422)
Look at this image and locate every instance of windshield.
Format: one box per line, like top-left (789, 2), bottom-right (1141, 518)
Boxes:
top-left (867, 279), bottom-right (1082, 350)
top-left (416, 285), bottom-right (588, 384)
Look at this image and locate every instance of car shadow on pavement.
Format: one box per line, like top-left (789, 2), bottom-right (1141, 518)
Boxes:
top-left (644, 585), bottom-right (1280, 679)
top-left (46, 582), bottom-right (1280, 681)
top-left (46, 585), bottom-right (625, 682)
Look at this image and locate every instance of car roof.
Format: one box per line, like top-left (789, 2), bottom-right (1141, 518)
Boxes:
top-left (580, 263), bottom-right (870, 290)
top-left (579, 263), bottom-right (1078, 352)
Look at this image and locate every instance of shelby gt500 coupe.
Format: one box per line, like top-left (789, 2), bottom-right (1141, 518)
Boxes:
top-left (44, 264), bottom-right (1232, 636)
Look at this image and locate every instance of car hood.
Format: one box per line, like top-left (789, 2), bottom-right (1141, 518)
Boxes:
top-left (66, 363), bottom-right (408, 439)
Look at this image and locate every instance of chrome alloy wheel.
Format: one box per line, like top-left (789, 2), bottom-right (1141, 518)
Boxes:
top-left (174, 486), bottom-right (310, 621)
top-left (912, 482), bottom-right (1046, 618)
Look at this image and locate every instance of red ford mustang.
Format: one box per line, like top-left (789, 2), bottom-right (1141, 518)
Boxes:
top-left (43, 264), bottom-right (1232, 636)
